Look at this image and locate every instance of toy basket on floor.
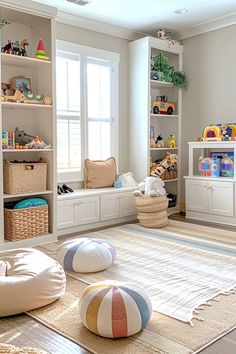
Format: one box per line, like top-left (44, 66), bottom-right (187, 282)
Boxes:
top-left (4, 205), bottom-right (49, 241)
top-left (134, 195), bottom-right (168, 213)
top-left (138, 210), bottom-right (168, 228)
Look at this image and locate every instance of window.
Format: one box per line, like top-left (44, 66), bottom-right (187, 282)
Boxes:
top-left (56, 41), bottom-right (119, 182)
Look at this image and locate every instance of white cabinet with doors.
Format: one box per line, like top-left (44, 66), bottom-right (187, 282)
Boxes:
top-left (58, 187), bottom-right (137, 235)
top-left (186, 178), bottom-right (234, 217)
top-left (185, 141), bottom-right (236, 226)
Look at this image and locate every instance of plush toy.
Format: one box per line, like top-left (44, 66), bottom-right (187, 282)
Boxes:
top-left (26, 136), bottom-right (52, 149)
top-left (134, 176), bottom-right (166, 197)
top-left (14, 127), bottom-right (34, 145)
top-left (144, 176), bottom-right (166, 196)
top-left (168, 134), bottom-right (176, 148)
top-left (118, 172), bottom-right (138, 187)
top-left (155, 135), bottom-right (165, 148)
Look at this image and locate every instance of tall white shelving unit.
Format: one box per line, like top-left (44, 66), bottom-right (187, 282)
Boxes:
top-left (0, 1), bottom-right (57, 250)
top-left (129, 36), bottom-right (183, 213)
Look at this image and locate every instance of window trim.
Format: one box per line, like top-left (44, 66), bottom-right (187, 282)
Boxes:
top-left (56, 40), bottom-right (120, 183)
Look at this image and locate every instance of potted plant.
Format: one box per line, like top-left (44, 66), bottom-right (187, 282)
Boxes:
top-left (151, 53), bottom-right (173, 82)
top-left (171, 71), bottom-right (187, 88)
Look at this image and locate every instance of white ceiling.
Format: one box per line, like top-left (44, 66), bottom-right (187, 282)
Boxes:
top-left (33, 0), bottom-right (236, 36)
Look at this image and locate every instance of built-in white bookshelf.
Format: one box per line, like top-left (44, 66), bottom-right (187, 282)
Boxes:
top-left (0, 1), bottom-right (57, 250)
top-left (129, 36), bottom-right (183, 213)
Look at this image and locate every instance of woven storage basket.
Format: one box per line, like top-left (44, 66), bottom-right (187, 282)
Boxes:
top-left (135, 195), bottom-right (168, 213)
top-left (138, 210), bottom-right (168, 228)
top-left (3, 160), bottom-right (47, 194)
top-left (4, 205), bottom-right (49, 241)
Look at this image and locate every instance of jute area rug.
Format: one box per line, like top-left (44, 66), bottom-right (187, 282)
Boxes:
top-left (29, 220), bottom-right (236, 354)
top-left (0, 343), bottom-right (46, 353)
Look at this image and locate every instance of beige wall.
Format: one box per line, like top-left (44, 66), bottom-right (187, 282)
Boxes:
top-left (56, 22), bottom-right (130, 174)
top-left (181, 24), bottom-right (236, 203)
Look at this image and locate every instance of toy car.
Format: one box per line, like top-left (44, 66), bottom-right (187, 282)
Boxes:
top-left (152, 101), bottom-right (175, 115)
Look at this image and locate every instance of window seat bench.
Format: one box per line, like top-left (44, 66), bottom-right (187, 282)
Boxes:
top-left (57, 187), bottom-right (137, 236)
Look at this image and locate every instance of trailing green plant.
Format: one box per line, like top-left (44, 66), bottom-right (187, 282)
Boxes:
top-left (171, 71), bottom-right (187, 88)
top-left (151, 53), bottom-right (173, 82)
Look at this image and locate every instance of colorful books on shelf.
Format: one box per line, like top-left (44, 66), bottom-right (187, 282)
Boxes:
top-left (2, 131), bottom-right (15, 149)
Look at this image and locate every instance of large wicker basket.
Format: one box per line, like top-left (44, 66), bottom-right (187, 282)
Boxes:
top-left (3, 160), bottom-right (47, 195)
top-left (138, 210), bottom-right (168, 228)
top-left (135, 195), bottom-right (168, 213)
top-left (4, 205), bottom-right (49, 241)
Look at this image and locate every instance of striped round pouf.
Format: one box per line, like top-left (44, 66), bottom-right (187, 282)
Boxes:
top-left (56, 238), bottom-right (116, 273)
top-left (79, 280), bottom-right (152, 338)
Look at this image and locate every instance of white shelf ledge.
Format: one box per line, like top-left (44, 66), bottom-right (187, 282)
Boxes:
top-left (150, 147), bottom-right (179, 151)
top-left (150, 114), bottom-right (178, 118)
top-left (3, 190), bottom-right (54, 199)
top-left (1, 53), bottom-right (52, 68)
top-left (150, 80), bottom-right (174, 88)
top-left (184, 176), bottom-right (236, 182)
top-left (163, 178), bottom-right (178, 183)
top-left (2, 102), bottom-right (53, 109)
top-left (188, 141), bottom-right (236, 148)
top-left (3, 149), bottom-right (53, 152)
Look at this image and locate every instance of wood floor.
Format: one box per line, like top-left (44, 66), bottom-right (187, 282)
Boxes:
top-left (0, 215), bottom-right (236, 354)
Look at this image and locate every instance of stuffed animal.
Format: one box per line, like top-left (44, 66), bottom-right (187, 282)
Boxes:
top-left (168, 134), bottom-right (176, 148)
top-left (155, 135), bottom-right (165, 148)
top-left (133, 176), bottom-right (166, 197)
top-left (144, 176), bottom-right (166, 196)
top-left (14, 127), bottom-right (34, 145)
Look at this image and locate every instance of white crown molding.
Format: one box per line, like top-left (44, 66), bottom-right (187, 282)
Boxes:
top-left (178, 12), bottom-right (236, 40)
top-left (56, 11), bottom-right (146, 41)
top-left (0, 0), bottom-right (57, 18)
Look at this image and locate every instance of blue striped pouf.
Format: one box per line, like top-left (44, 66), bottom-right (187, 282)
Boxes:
top-left (56, 238), bottom-right (116, 273)
top-left (79, 280), bottom-right (152, 338)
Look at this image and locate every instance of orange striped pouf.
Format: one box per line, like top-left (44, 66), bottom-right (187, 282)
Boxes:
top-left (79, 280), bottom-right (152, 338)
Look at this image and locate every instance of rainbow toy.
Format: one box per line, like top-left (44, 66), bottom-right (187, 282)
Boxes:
top-left (202, 123), bottom-right (236, 141)
top-left (35, 39), bottom-right (49, 60)
top-left (79, 280), bottom-right (152, 338)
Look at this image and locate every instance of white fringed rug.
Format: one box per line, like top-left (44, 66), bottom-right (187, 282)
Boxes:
top-left (40, 221), bottom-right (236, 325)
top-left (31, 220), bottom-right (236, 354)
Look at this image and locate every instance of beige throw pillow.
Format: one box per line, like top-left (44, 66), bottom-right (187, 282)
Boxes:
top-left (84, 157), bottom-right (116, 188)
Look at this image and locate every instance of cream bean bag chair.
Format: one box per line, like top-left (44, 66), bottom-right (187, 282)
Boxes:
top-left (0, 248), bottom-right (66, 317)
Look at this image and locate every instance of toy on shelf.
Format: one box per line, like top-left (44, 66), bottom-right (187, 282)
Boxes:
top-left (152, 100), bottom-right (175, 115)
top-left (155, 135), bottom-right (164, 148)
top-left (2, 131), bottom-right (15, 149)
top-left (35, 39), bottom-right (49, 61)
top-left (168, 134), bottom-right (176, 148)
top-left (23, 91), bottom-right (52, 105)
top-left (150, 137), bottom-right (155, 148)
top-left (151, 152), bottom-right (178, 177)
top-left (202, 123), bottom-right (236, 141)
top-left (220, 157), bottom-right (234, 177)
top-left (1, 89), bottom-right (25, 103)
top-left (13, 128), bottom-right (52, 150)
top-left (211, 152), bottom-right (234, 177)
top-left (1, 39), bottom-right (29, 56)
top-left (26, 136), bottom-right (52, 150)
top-left (198, 157), bottom-right (220, 177)
top-left (1, 40), bottom-right (13, 54)
top-left (1, 89), bottom-right (52, 105)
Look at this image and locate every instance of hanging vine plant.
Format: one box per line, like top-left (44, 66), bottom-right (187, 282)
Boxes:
top-left (171, 71), bottom-right (187, 88)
